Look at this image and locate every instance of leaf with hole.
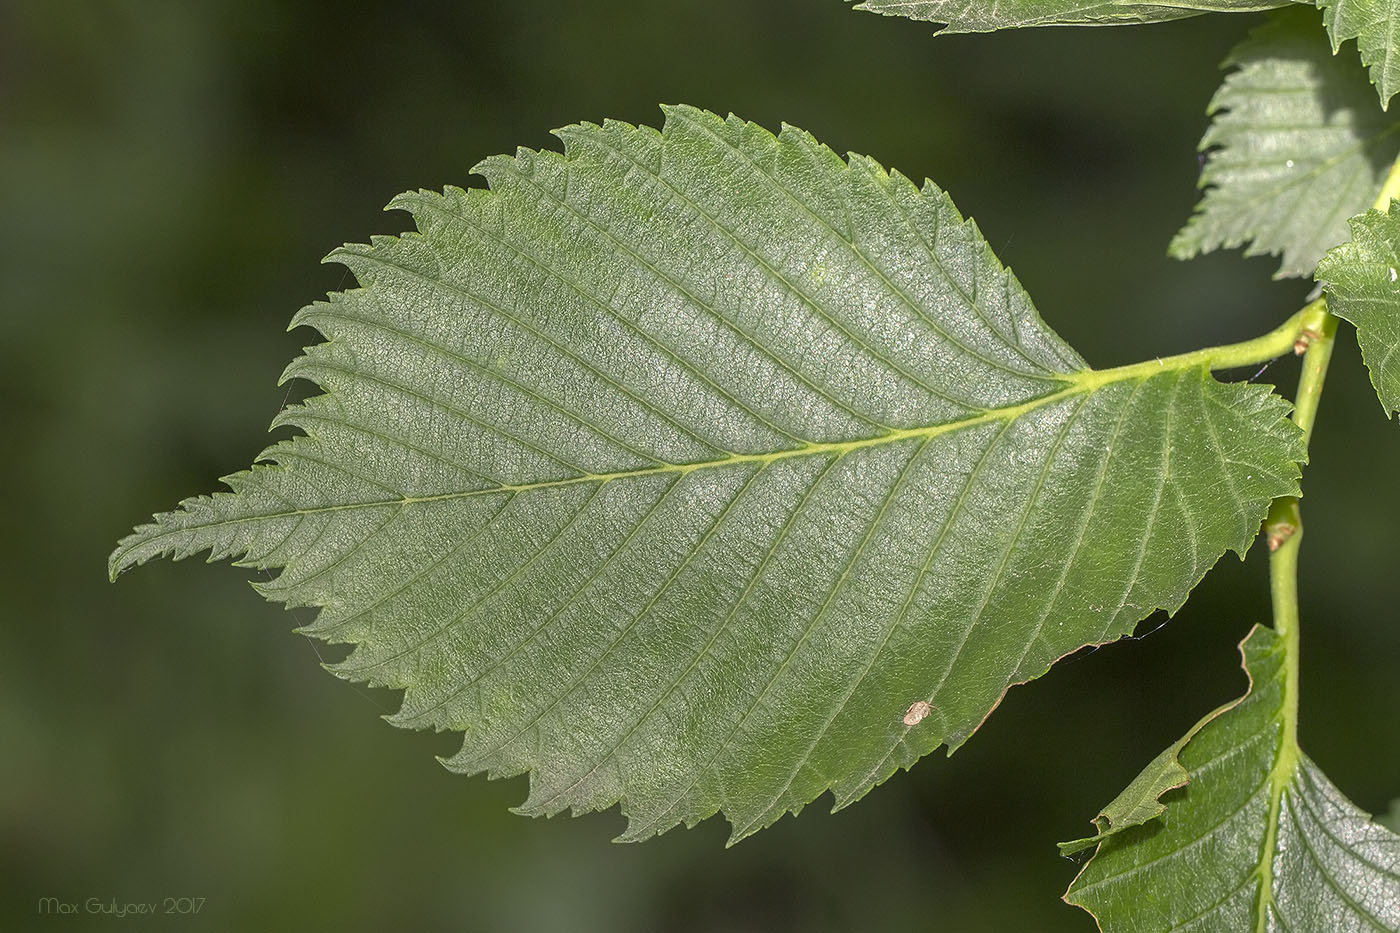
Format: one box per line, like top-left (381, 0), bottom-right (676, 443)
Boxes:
top-left (1064, 625), bottom-right (1400, 930)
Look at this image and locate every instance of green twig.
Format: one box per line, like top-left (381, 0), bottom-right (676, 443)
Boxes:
top-left (1376, 153), bottom-right (1400, 210)
top-left (1078, 302), bottom-right (1321, 387)
top-left (1255, 154), bottom-right (1400, 925)
top-left (1289, 299), bottom-right (1338, 448)
top-left (1264, 154), bottom-right (1400, 734)
top-left (1267, 158), bottom-right (1400, 635)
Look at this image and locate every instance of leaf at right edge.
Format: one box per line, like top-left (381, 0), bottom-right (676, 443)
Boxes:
top-left (1170, 6), bottom-right (1400, 279)
top-left (1320, 0), bottom-right (1400, 109)
top-left (1064, 625), bottom-right (1400, 930)
top-left (849, 0), bottom-right (1287, 34)
top-left (1317, 204), bottom-right (1400, 415)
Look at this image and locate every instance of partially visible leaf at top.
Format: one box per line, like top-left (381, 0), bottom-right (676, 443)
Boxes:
top-left (1171, 7), bottom-right (1400, 279)
top-left (1320, 0), bottom-right (1400, 108)
top-left (110, 107), bottom-right (1304, 843)
top-left (849, 0), bottom-right (1287, 34)
top-left (1318, 204), bottom-right (1400, 415)
top-left (1065, 625), bottom-right (1400, 930)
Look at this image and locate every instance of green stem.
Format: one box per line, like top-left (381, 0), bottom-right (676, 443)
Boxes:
top-left (1265, 493), bottom-right (1303, 724)
top-left (1258, 492), bottom-right (1304, 928)
top-left (1265, 303), bottom-right (1336, 639)
top-left (1289, 299), bottom-right (1338, 448)
top-left (1076, 301), bottom-right (1321, 389)
top-left (1264, 153), bottom-right (1400, 753)
top-left (1376, 153), bottom-right (1400, 209)
top-left (1253, 305), bottom-right (1333, 929)
top-left (1252, 155), bottom-right (1400, 924)
top-left (1265, 157), bottom-right (1400, 682)
top-left (1262, 303), bottom-right (1334, 763)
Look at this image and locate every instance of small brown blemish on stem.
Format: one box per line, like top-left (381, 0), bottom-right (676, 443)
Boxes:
top-left (1294, 329), bottom-right (1322, 355)
top-left (903, 701), bottom-right (932, 726)
top-left (1267, 523), bottom-right (1297, 552)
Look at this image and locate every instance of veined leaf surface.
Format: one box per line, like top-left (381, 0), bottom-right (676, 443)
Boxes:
top-left (1065, 626), bottom-right (1400, 930)
top-left (110, 107), bottom-right (1304, 842)
top-left (1171, 7), bottom-right (1400, 279)
top-left (1321, 0), bottom-right (1400, 108)
top-left (1318, 204), bottom-right (1400, 414)
top-left (849, 0), bottom-right (1287, 34)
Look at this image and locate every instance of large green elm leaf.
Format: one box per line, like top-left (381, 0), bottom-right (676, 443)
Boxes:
top-left (848, 0), bottom-right (1287, 34)
top-left (109, 106), bottom-right (1304, 843)
top-left (1171, 7), bottom-right (1400, 279)
top-left (1320, 0), bottom-right (1400, 109)
top-left (1317, 204), bottom-right (1400, 414)
top-left (1064, 625), bottom-right (1400, 930)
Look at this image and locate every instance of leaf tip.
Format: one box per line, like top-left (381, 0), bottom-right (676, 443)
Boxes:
top-left (108, 523), bottom-right (161, 581)
top-left (1057, 832), bottom-right (1102, 857)
top-left (106, 545), bottom-right (127, 582)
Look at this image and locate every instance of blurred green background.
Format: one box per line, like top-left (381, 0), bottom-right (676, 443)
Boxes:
top-left (3, 1), bottom-right (1396, 930)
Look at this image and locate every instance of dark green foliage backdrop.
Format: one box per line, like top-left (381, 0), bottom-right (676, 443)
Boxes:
top-left (2, 2), bottom-right (1395, 929)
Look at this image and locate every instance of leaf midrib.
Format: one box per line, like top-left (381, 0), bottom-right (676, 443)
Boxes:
top-left (116, 304), bottom-right (1306, 583)
top-left (124, 338), bottom-right (1297, 611)
top-left (120, 362), bottom-right (1211, 564)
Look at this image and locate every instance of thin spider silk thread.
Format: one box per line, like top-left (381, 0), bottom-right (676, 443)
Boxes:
top-left (1248, 357), bottom-right (1279, 383)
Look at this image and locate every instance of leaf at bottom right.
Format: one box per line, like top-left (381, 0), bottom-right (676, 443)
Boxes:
top-left (1064, 625), bottom-right (1400, 931)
